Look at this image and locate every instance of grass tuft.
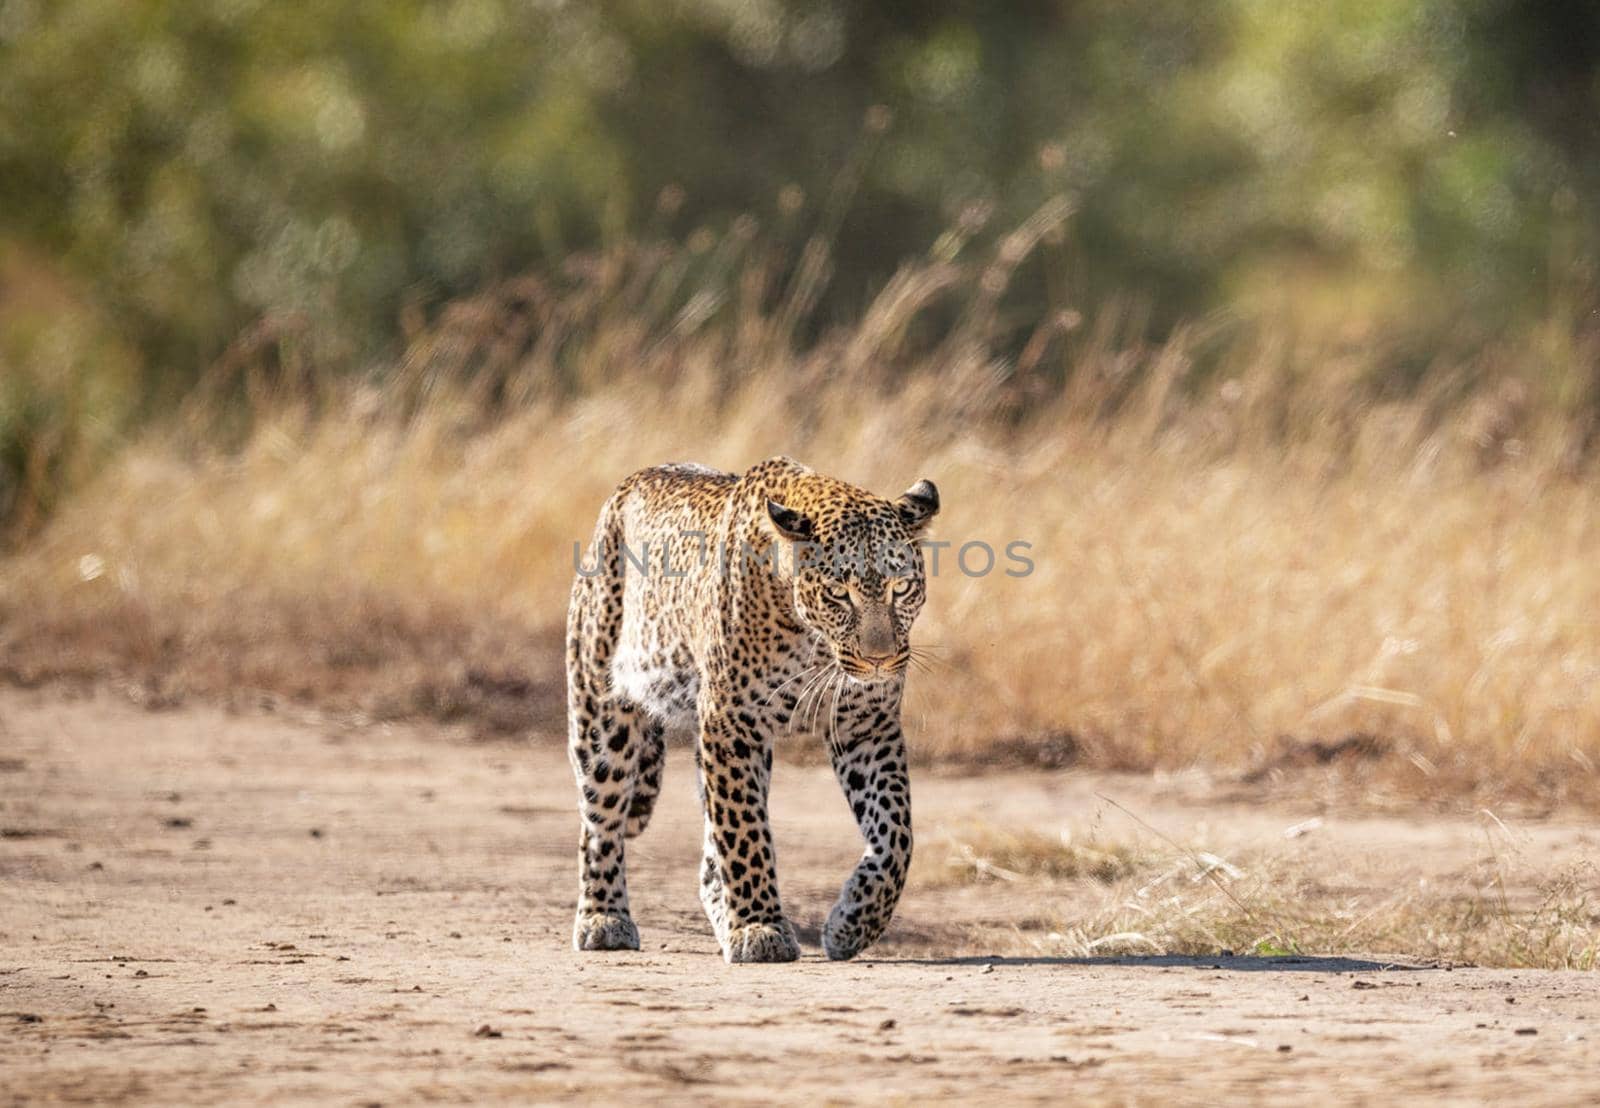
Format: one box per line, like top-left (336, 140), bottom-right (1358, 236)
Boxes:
top-left (911, 820), bottom-right (1600, 970)
top-left (919, 824), bottom-right (1149, 886)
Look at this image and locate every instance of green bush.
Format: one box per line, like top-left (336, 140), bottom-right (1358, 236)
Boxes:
top-left (0, 1), bottom-right (1596, 530)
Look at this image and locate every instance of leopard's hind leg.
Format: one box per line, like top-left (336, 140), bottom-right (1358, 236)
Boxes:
top-left (567, 505), bottom-right (645, 952)
top-left (623, 717), bottom-right (665, 839)
top-left (569, 691), bottom-right (646, 951)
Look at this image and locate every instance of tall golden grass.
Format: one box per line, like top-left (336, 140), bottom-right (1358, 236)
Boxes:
top-left (4, 207), bottom-right (1599, 808)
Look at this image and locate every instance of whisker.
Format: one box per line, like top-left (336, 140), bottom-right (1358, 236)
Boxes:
top-left (803, 675), bottom-right (826, 732)
top-left (793, 661), bottom-right (834, 703)
top-left (805, 665), bottom-right (838, 732)
top-left (789, 664), bottom-right (836, 734)
top-left (826, 672), bottom-right (845, 750)
top-left (762, 663), bottom-right (824, 706)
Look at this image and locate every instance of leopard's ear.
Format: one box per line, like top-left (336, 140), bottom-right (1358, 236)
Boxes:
top-left (894, 479), bottom-right (939, 533)
top-left (765, 499), bottom-right (815, 542)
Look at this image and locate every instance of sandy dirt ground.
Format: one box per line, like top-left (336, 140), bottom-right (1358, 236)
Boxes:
top-left (2, 687), bottom-right (1597, 1105)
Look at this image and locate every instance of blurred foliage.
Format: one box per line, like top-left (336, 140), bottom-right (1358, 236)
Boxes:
top-left (0, 244), bottom-right (139, 532)
top-left (1, 0), bottom-right (1598, 531)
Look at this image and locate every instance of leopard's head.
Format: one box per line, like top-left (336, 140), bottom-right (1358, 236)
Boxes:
top-left (764, 477), bottom-right (939, 682)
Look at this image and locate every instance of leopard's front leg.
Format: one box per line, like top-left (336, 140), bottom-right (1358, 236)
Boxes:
top-left (822, 721), bottom-right (912, 961)
top-left (696, 708), bottom-right (799, 963)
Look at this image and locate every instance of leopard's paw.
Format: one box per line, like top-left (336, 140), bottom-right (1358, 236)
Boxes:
top-left (822, 903), bottom-right (871, 961)
top-left (723, 919), bottom-right (800, 964)
top-left (573, 911), bottom-right (640, 952)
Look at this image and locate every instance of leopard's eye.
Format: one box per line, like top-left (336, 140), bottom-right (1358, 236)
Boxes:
top-left (825, 583), bottom-right (850, 602)
top-left (890, 578), bottom-right (914, 596)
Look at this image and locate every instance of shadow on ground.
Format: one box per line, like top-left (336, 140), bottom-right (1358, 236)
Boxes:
top-left (867, 954), bottom-right (1436, 973)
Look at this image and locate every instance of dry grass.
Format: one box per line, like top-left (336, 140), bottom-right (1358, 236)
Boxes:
top-left (916, 823), bottom-right (1147, 885)
top-left (3, 212), bottom-right (1600, 808)
top-left (913, 820), bottom-right (1600, 970)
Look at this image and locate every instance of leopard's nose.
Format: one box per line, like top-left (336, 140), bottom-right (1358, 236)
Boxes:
top-left (857, 606), bottom-right (897, 661)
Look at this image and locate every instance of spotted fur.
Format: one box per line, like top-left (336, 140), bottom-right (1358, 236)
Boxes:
top-left (566, 455), bottom-right (939, 962)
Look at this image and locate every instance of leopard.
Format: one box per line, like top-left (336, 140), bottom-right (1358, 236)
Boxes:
top-left (565, 455), bottom-right (939, 963)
